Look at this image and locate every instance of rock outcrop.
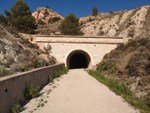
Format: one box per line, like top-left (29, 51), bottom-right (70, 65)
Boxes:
top-left (0, 24), bottom-right (55, 77)
top-left (32, 7), bottom-right (64, 22)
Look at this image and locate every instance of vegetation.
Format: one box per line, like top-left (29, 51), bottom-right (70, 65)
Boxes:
top-left (12, 104), bottom-right (22, 113)
top-left (48, 17), bottom-right (61, 23)
top-left (4, 0), bottom-right (37, 33)
top-left (45, 6), bottom-right (50, 9)
top-left (54, 66), bottom-right (68, 78)
top-left (0, 14), bottom-right (7, 24)
top-left (38, 19), bottom-right (46, 25)
top-left (91, 37), bottom-right (150, 112)
top-left (92, 6), bottom-right (98, 16)
top-left (88, 70), bottom-right (150, 113)
top-left (44, 44), bottom-right (52, 54)
top-left (59, 13), bottom-right (84, 35)
top-left (48, 76), bottom-right (53, 82)
top-left (24, 82), bottom-right (40, 99)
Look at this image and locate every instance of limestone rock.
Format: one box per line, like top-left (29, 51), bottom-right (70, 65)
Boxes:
top-left (32, 7), bottom-right (64, 22)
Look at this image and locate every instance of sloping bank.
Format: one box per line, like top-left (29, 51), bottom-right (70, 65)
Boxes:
top-left (88, 38), bottom-right (150, 113)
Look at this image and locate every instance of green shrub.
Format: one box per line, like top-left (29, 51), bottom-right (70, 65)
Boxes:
top-left (4, 63), bottom-right (10, 68)
top-left (38, 19), bottom-right (46, 25)
top-left (88, 70), bottom-right (150, 113)
top-left (61, 66), bottom-right (68, 74)
top-left (48, 17), bottom-right (61, 23)
top-left (12, 104), bottom-right (22, 113)
top-left (54, 66), bottom-right (68, 78)
top-left (48, 76), bottom-right (53, 82)
top-left (54, 70), bottom-right (61, 78)
top-left (24, 82), bottom-right (40, 99)
top-left (98, 31), bottom-right (104, 35)
top-left (89, 18), bottom-right (93, 22)
top-left (34, 58), bottom-right (48, 68)
top-left (138, 38), bottom-right (150, 46)
top-left (97, 59), bottom-right (117, 73)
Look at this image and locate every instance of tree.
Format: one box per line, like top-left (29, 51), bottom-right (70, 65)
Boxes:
top-left (45, 6), bottom-right (50, 9)
top-left (0, 14), bottom-right (7, 24)
top-left (4, 0), bottom-right (37, 33)
top-left (92, 6), bottom-right (98, 16)
top-left (4, 9), bottom-right (12, 24)
top-left (59, 13), bottom-right (84, 35)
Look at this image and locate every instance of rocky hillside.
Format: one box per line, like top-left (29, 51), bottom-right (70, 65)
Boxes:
top-left (33, 6), bottom-right (150, 40)
top-left (0, 24), bottom-right (56, 77)
top-left (32, 7), bottom-right (64, 22)
top-left (80, 5), bottom-right (150, 42)
top-left (97, 37), bottom-right (150, 106)
top-left (80, 6), bottom-right (150, 41)
top-left (32, 7), bottom-right (64, 35)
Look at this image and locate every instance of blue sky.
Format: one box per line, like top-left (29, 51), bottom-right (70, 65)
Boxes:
top-left (0, 0), bottom-right (149, 17)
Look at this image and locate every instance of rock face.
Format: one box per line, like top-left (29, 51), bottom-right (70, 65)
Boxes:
top-left (32, 7), bottom-right (64, 35)
top-left (0, 24), bottom-right (55, 77)
top-left (32, 7), bottom-right (64, 22)
top-left (80, 5), bottom-right (150, 42)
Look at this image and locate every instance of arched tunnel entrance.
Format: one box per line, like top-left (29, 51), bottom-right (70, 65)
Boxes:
top-left (67, 50), bottom-right (91, 69)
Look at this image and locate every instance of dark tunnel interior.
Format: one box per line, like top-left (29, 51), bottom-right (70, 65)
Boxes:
top-left (67, 51), bottom-right (90, 69)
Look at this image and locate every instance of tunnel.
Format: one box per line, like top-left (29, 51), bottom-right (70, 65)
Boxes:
top-left (67, 50), bottom-right (91, 69)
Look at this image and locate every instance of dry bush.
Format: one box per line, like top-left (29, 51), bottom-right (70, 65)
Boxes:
top-left (11, 63), bottom-right (22, 72)
top-left (17, 54), bottom-right (30, 63)
top-left (5, 54), bottom-right (14, 65)
top-left (0, 66), bottom-right (4, 76)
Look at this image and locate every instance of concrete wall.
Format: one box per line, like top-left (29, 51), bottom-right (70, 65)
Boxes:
top-left (0, 63), bottom-right (64, 113)
top-left (47, 43), bottom-right (117, 68)
top-left (36, 36), bottom-right (123, 69)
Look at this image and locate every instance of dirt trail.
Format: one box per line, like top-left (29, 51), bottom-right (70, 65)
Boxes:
top-left (21, 69), bottom-right (139, 113)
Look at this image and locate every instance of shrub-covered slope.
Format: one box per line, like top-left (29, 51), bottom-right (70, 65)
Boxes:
top-left (97, 37), bottom-right (150, 106)
top-left (80, 5), bottom-right (150, 42)
top-left (0, 24), bottom-right (55, 77)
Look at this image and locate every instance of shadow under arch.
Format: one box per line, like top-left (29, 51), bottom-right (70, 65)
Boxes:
top-left (66, 50), bottom-right (91, 69)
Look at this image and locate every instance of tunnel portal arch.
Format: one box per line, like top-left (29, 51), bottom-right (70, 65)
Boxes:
top-left (66, 50), bottom-right (91, 69)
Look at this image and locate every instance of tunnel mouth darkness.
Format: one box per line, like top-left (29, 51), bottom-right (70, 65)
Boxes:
top-left (67, 50), bottom-right (91, 69)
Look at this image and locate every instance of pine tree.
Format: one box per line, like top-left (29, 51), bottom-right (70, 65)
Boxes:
top-left (59, 13), bottom-right (84, 35)
top-left (0, 14), bottom-right (7, 24)
top-left (4, 0), bottom-right (37, 33)
top-left (92, 6), bottom-right (98, 16)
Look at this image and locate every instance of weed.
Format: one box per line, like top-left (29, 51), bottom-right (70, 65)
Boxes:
top-left (37, 103), bottom-right (40, 108)
top-left (12, 104), bottom-right (22, 113)
top-left (48, 76), bottom-right (53, 82)
top-left (40, 103), bottom-right (44, 107)
top-left (44, 100), bottom-right (47, 104)
top-left (24, 82), bottom-right (40, 99)
top-left (39, 98), bottom-right (44, 102)
top-left (54, 66), bottom-right (68, 78)
top-left (47, 89), bottom-right (51, 95)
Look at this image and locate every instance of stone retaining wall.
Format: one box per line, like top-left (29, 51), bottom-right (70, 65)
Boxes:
top-left (0, 63), bottom-right (64, 113)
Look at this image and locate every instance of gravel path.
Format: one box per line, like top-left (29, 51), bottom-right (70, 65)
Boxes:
top-left (21, 69), bottom-right (139, 113)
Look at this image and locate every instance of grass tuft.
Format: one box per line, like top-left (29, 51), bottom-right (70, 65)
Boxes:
top-left (88, 70), bottom-right (150, 113)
